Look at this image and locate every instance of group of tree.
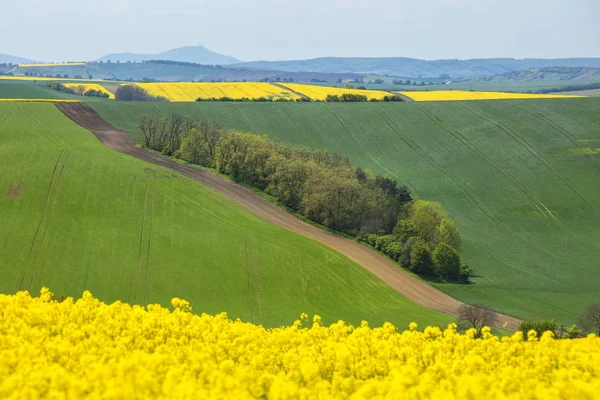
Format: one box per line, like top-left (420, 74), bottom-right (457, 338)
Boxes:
top-left (458, 303), bottom-right (600, 339)
top-left (196, 96), bottom-right (298, 102)
top-left (530, 82), bottom-right (600, 94)
top-left (136, 114), bottom-right (466, 282)
top-left (114, 85), bottom-right (166, 101)
top-left (392, 79), bottom-right (435, 86)
top-left (325, 94), bottom-right (403, 102)
top-left (45, 81), bottom-right (109, 98)
top-left (258, 77), bottom-right (296, 83)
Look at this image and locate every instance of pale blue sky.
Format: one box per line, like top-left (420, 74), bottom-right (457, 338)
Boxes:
top-left (2, 0), bottom-right (599, 61)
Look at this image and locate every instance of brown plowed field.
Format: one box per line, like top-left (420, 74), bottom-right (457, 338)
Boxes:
top-left (56, 102), bottom-right (521, 330)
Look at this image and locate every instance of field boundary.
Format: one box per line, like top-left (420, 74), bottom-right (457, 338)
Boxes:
top-left (55, 102), bottom-right (522, 330)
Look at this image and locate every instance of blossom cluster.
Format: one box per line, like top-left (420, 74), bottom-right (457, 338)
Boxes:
top-left (1, 289), bottom-right (598, 399)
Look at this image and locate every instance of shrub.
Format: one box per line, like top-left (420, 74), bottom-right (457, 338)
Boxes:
top-left (115, 85), bottom-right (166, 102)
top-left (432, 243), bottom-right (461, 281)
top-left (519, 320), bottom-right (558, 339)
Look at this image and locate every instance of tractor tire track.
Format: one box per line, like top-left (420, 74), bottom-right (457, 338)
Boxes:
top-left (19, 150), bottom-right (64, 290)
top-left (510, 103), bottom-right (600, 171)
top-left (28, 227), bottom-right (49, 291)
top-left (55, 102), bottom-right (522, 330)
top-left (368, 104), bottom-right (500, 225)
top-left (253, 238), bottom-right (262, 321)
top-left (415, 105), bottom-right (566, 238)
top-left (51, 153), bottom-right (70, 216)
top-left (134, 182), bottom-right (149, 304)
top-left (324, 105), bottom-right (418, 194)
top-left (143, 185), bottom-right (155, 306)
top-left (463, 103), bottom-right (596, 212)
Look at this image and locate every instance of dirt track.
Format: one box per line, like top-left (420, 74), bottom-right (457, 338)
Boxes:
top-left (56, 102), bottom-right (521, 330)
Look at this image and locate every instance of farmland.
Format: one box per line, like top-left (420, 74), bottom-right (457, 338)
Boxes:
top-left (281, 83), bottom-right (391, 100)
top-left (93, 98), bottom-right (600, 324)
top-left (63, 83), bottom-right (114, 99)
top-left (136, 82), bottom-right (301, 101)
top-left (0, 102), bottom-right (451, 328)
top-left (0, 82), bottom-right (83, 100)
top-left (3, 288), bottom-right (599, 399)
top-left (400, 90), bottom-right (582, 101)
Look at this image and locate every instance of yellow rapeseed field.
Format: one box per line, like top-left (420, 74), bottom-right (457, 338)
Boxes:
top-left (18, 62), bottom-right (86, 67)
top-left (0, 99), bottom-right (78, 103)
top-left (135, 82), bottom-right (301, 102)
top-left (281, 83), bottom-right (391, 101)
top-left (1, 288), bottom-right (599, 399)
top-left (399, 90), bottom-right (583, 101)
top-left (64, 83), bottom-right (115, 99)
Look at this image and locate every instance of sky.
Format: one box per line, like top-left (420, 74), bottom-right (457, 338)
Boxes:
top-left (1, 0), bottom-right (599, 62)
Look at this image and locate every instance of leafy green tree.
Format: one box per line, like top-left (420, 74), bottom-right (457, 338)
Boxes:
top-left (519, 320), bottom-right (558, 339)
top-left (432, 243), bottom-right (460, 281)
top-left (410, 240), bottom-right (433, 275)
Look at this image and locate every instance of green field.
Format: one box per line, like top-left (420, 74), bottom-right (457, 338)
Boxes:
top-left (0, 82), bottom-right (83, 100)
top-left (0, 102), bottom-right (452, 328)
top-left (93, 99), bottom-right (600, 324)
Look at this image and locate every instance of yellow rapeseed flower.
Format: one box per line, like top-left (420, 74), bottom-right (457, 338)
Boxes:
top-left (135, 82), bottom-right (301, 102)
top-left (281, 83), bottom-right (391, 101)
top-left (0, 288), bottom-right (598, 399)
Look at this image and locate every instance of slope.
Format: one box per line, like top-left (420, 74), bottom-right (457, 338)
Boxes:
top-left (92, 99), bottom-right (600, 324)
top-left (236, 57), bottom-right (600, 78)
top-left (0, 102), bottom-right (453, 328)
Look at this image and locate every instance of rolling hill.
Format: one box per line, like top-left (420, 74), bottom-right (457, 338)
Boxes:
top-left (0, 101), bottom-right (453, 328)
top-left (97, 45), bottom-right (239, 65)
top-left (0, 53), bottom-right (36, 64)
top-left (92, 99), bottom-right (600, 324)
top-left (236, 57), bottom-right (600, 78)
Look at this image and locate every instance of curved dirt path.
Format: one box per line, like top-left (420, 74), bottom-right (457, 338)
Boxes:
top-left (56, 102), bottom-right (521, 330)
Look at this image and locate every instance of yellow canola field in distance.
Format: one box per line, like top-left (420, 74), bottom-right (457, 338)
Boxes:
top-left (2, 288), bottom-right (599, 399)
top-left (0, 99), bottom-right (78, 103)
top-left (400, 90), bottom-right (584, 101)
top-left (18, 62), bottom-right (86, 67)
top-left (135, 82), bottom-right (301, 102)
top-left (281, 83), bottom-right (392, 101)
top-left (64, 83), bottom-right (115, 99)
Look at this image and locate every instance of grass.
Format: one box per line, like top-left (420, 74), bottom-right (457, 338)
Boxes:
top-left (0, 102), bottom-right (452, 328)
top-left (92, 99), bottom-right (600, 325)
top-left (0, 82), bottom-right (84, 100)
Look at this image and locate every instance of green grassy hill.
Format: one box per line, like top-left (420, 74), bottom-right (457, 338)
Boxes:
top-left (0, 102), bottom-right (452, 328)
top-left (0, 82), bottom-right (83, 100)
top-left (93, 99), bottom-right (600, 324)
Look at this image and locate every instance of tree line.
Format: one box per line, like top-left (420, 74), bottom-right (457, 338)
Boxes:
top-left (137, 114), bottom-right (467, 282)
top-left (458, 303), bottom-right (600, 339)
top-left (46, 81), bottom-right (110, 98)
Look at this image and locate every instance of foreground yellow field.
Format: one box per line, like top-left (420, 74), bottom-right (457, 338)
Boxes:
top-left (135, 82), bottom-right (301, 102)
top-left (282, 83), bottom-right (391, 101)
top-left (2, 289), bottom-right (598, 399)
top-left (400, 90), bottom-right (583, 101)
top-left (17, 62), bottom-right (86, 67)
top-left (64, 83), bottom-right (115, 99)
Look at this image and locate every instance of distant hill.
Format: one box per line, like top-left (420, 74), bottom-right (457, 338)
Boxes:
top-left (97, 46), bottom-right (239, 65)
top-left (0, 53), bottom-right (36, 64)
top-left (236, 57), bottom-right (600, 78)
top-left (473, 67), bottom-right (600, 82)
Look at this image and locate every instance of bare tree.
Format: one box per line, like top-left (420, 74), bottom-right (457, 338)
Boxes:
top-left (577, 304), bottom-right (600, 336)
top-left (458, 304), bottom-right (497, 337)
